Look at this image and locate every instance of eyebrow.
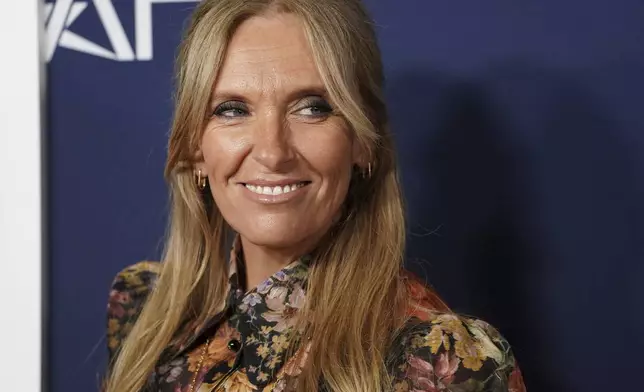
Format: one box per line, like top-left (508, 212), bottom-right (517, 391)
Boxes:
top-left (210, 85), bottom-right (330, 107)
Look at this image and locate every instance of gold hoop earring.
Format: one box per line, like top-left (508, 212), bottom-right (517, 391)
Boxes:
top-left (195, 169), bottom-right (207, 190)
top-left (362, 163), bottom-right (372, 179)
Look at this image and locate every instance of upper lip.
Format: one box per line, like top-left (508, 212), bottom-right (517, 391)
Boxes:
top-left (240, 179), bottom-right (310, 187)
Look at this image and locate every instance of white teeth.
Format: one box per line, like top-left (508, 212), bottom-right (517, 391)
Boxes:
top-left (244, 183), bottom-right (304, 195)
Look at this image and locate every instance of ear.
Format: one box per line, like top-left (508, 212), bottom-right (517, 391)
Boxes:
top-left (351, 139), bottom-right (370, 171)
top-left (194, 161), bottom-right (207, 174)
top-left (193, 148), bottom-right (208, 174)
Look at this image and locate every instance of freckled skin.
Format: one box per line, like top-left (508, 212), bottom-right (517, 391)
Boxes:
top-left (196, 14), bottom-right (362, 268)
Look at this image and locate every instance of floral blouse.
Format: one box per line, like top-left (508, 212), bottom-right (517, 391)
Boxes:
top-left (107, 242), bottom-right (526, 392)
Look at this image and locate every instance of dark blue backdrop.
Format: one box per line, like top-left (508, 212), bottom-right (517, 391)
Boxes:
top-left (46, 1), bottom-right (644, 391)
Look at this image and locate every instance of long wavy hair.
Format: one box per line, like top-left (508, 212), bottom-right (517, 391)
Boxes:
top-left (105, 1), bottom-right (446, 391)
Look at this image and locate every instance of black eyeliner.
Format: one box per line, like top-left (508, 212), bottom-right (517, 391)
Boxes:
top-left (297, 96), bottom-right (334, 116)
top-left (213, 100), bottom-right (247, 117)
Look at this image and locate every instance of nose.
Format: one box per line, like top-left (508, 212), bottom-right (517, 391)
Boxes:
top-left (251, 111), bottom-right (295, 171)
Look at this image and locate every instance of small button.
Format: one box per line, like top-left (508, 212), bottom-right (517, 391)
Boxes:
top-left (227, 339), bottom-right (241, 352)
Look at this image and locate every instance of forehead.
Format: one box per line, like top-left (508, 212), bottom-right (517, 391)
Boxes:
top-left (214, 13), bottom-right (323, 94)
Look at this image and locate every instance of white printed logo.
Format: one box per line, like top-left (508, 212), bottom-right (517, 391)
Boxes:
top-left (45, 0), bottom-right (199, 62)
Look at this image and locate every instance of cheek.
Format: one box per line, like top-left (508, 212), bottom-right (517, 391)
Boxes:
top-left (311, 128), bottom-right (353, 172)
top-left (299, 128), bottom-right (354, 195)
top-left (200, 127), bottom-right (248, 181)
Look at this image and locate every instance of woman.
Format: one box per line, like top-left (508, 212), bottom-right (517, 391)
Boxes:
top-left (104, 0), bottom-right (526, 391)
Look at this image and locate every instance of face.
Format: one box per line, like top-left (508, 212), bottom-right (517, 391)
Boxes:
top-left (197, 13), bottom-right (362, 256)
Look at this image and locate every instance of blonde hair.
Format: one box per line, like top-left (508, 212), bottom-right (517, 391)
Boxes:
top-left (105, 1), bottom-right (420, 391)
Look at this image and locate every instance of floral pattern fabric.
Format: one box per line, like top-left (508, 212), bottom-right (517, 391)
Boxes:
top-left (107, 243), bottom-right (526, 392)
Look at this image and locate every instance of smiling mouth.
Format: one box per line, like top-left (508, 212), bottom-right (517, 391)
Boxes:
top-left (242, 181), bottom-right (311, 196)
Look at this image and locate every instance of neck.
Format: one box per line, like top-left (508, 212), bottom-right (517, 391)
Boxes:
top-left (239, 237), bottom-right (306, 291)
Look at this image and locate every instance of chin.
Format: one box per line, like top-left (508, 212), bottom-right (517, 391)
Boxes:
top-left (225, 211), bottom-right (334, 253)
top-left (240, 226), bottom-right (309, 249)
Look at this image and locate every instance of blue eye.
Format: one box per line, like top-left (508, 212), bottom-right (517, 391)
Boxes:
top-left (295, 97), bottom-right (333, 117)
top-left (213, 101), bottom-right (248, 118)
top-left (298, 105), bottom-right (332, 116)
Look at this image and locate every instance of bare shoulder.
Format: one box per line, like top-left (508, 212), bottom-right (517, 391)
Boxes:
top-left (106, 261), bottom-right (160, 361)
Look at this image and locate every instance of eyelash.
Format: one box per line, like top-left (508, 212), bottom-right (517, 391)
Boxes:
top-left (297, 97), bottom-right (333, 117)
top-left (211, 97), bottom-right (333, 119)
top-left (213, 101), bottom-right (247, 118)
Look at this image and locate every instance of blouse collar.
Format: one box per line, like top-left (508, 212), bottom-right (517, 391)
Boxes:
top-left (160, 235), bottom-right (312, 381)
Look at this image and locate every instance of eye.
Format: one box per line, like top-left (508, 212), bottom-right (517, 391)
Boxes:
top-left (212, 101), bottom-right (248, 118)
top-left (294, 97), bottom-right (333, 118)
